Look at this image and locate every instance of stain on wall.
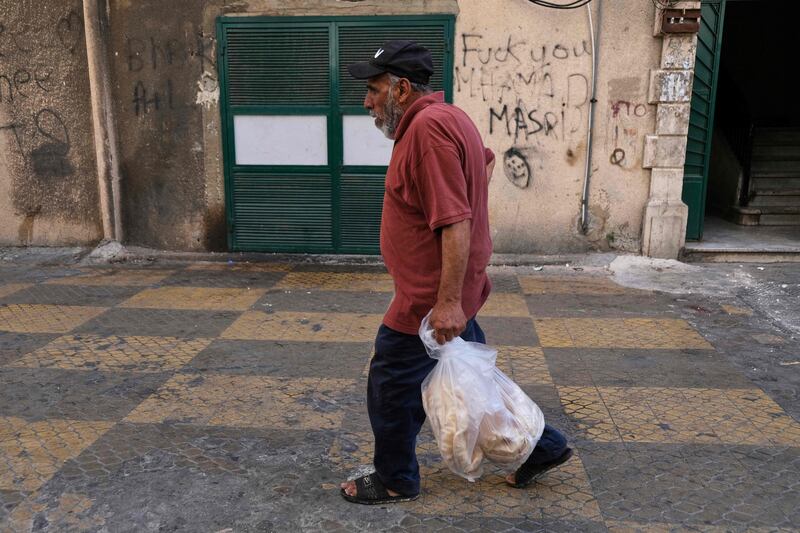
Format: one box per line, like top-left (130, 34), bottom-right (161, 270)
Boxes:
top-left (0, 0), bottom-right (100, 245)
top-left (109, 0), bottom-right (220, 251)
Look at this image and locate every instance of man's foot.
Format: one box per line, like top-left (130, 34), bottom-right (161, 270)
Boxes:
top-left (506, 447), bottom-right (574, 488)
top-left (339, 473), bottom-right (418, 505)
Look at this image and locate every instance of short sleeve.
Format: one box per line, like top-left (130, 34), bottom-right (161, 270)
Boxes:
top-left (414, 145), bottom-right (472, 231)
top-left (484, 147), bottom-right (495, 166)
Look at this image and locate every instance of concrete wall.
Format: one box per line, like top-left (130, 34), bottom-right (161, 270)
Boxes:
top-left (1, 0), bottom-right (666, 254)
top-left (0, 0), bottom-right (101, 246)
top-left (453, 0), bottom-right (660, 253)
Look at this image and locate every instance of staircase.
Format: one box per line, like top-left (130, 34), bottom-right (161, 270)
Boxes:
top-left (734, 127), bottom-right (800, 225)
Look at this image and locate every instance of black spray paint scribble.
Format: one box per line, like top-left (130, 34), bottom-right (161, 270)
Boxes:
top-left (0, 108), bottom-right (73, 178)
top-left (125, 32), bottom-right (216, 116)
top-left (0, 9), bottom-right (84, 56)
top-left (610, 148), bottom-right (625, 166)
top-left (503, 148), bottom-right (532, 189)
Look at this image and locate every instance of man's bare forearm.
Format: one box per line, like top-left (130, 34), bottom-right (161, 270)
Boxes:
top-left (437, 219), bottom-right (471, 305)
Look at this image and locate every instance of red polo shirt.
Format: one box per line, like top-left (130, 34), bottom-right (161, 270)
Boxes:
top-left (380, 91), bottom-right (494, 335)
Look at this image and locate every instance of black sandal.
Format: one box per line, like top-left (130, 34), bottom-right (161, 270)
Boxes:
top-left (509, 447), bottom-right (574, 489)
top-left (340, 472), bottom-right (419, 505)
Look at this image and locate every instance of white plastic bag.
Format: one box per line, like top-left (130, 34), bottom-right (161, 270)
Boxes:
top-left (419, 313), bottom-right (545, 481)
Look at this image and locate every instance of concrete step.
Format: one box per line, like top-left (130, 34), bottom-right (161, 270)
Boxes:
top-left (753, 127), bottom-right (800, 145)
top-left (749, 194), bottom-right (800, 207)
top-left (751, 177), bottom-right (800, 188)
top-left (751, 144), bottom-right (800, 160)
top-left (760, 213), bottom-right (800, 225)
top-left (750, 160), bottom-right (800, 177)
top-left (681, 248), bottom-right (800, 263)
top-left (730, 206), bottom-right (800, 226)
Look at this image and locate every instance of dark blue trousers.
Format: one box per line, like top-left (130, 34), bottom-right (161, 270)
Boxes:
top-left (367, 319), bottom-right (568, 496)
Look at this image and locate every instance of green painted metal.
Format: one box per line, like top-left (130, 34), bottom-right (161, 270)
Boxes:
top-left (218, 15), bottom-right (455, 253)
top-left (683, 0), bottom-right (727, 240)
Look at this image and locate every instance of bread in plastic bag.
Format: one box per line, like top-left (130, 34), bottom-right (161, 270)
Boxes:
top-left (419, 313), bottom-right (545, 481)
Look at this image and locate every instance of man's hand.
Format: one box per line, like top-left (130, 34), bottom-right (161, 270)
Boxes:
top-left (430, 299), bottom-right (467, 345)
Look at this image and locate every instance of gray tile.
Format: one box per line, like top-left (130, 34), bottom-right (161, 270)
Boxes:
top-left (0, 332), bottom-right (59, 366)
top-left (477, 316), bottom-right (539, 346)
top-left (526, 293), bottom-right (679, 318)
top-left (488, 273), bottom-right (522, 294)
top-left (0, 284), bottom-right (143, 307)
top-left (544, 348), bottom-right (754, 388)
top-left (0, 368), bottom-right (170, 421)
top-left (579, 442), bottom-right (800, 529)
top-left (291, 263), bottom-right (388, 274)
top-left (256, 290), bottom-right (392, 314)
top-left (0, 489), bottom-right (29, 521)
top-left (159, 270), bottom-right (286, 288)
top-left (186, 339), bottom-right (372, 379)
top-left (74, 308), bottom-right (241, 338)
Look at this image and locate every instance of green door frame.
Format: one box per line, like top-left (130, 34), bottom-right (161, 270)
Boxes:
top-left (217, 15), bottom-right (455, 253)
top-left (683, 0), bottom-right (727, 240)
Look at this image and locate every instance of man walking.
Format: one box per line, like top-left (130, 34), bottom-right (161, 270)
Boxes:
top-left (340, 40), bottom-right (572, 505)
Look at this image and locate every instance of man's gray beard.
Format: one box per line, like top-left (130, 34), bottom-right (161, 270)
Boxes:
top-left (374, 89), bottom-right (405, 139)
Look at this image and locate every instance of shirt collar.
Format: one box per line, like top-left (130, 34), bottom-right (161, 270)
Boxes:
top-left (393, 91), bottom-right (445, 142)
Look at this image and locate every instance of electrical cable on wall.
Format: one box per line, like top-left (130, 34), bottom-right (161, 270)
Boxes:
top-left (579, 0), bottom-right (600, 234)
top-left (527, 0), bottom-right (593, 9)
top-left (651, 0), bottom-right (679, 8)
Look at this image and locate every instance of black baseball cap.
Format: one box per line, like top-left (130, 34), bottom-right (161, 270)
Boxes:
top-left (347, 39), bottom-right (434, 85)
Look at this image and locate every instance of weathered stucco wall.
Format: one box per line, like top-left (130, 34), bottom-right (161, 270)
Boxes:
top-left (0, 0), bottom-right (101, 246)
top-left (107, 0), bottom-right (215, 251)
top-left (454, 0), bottom-right (660, 253)
top-left (108, 0), bottom-right (459, 252)
top-left (1, 0), bottom-right (663, 254)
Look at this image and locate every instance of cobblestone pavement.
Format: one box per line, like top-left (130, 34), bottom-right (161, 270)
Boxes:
top-left (0, 260), bottom-right (798, 532)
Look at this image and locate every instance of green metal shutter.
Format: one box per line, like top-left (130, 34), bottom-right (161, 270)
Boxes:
top-left (221, 23), bottom-right (334, 252)
top-left (683, 0), bottom-right (727, 240)
top-left (337, 20), bottom-right (454, 253)
top-left (218, 16), bottom-right (454, 253)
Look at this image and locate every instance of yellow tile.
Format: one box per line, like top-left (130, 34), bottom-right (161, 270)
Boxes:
top-left (558, 386), bottom-right (800, 446)
top-left (480, 293), bottom-right (530, 317)
top-left (9, 335), bottom-right (213, 373)
top-left (0, 304), bottom-right (106, 334)
top-left (752, 333), bottom-right (786, 345)
top-left (497, 346), bottom-right (553, 385)
top-left (0, 283), bottom-right (32, 299)
top-left (519, 275), bottom-right (628, 295)
top-left (186, 262), bottom-right (293, 272)
top-left (119, 287), bottom-right (263, 311)
top-left (221, 311), bottom-right (383, 342)
top-left (605, 521), bottom-right (798, 533)
top-left (534, 318), bottom-right (713, 349)
top-left (274, 272), bottom-right (394, 292)
top-left (0, 417), bottom-right (113, 492)
top-left (721, 304), bottom-right (753, 316)
top-left (330, 431), bottom-right (601, 520)
top-left (46, 269), bottom-right (174, 286)
top-left (124, 374), bottom-right (355, 430)
top-left (3, 491), bottom-right (106, 532)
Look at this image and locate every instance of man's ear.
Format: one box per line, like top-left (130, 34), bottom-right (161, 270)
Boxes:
top-left (395, 78), bottom-right (413, 104)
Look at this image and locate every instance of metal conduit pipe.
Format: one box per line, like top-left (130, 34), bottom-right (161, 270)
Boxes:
top-left (580, 0), bottom-right (602, 234)
top-left (84, 0), bottom-right (124, 241)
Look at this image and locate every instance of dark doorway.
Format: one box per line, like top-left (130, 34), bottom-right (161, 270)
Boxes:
top-left (695, 0), bottom-right (800, 255)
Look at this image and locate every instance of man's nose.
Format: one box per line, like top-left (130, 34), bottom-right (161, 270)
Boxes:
top-left (363, 93), bottom-right (372, 110)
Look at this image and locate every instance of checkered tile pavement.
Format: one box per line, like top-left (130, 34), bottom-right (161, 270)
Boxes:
top-left (0, 262), bottom-right (797, 532)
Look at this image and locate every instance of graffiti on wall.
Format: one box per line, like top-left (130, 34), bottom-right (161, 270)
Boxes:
top-left (458, 33), bottom-right (591, 145)
top-left (124, 32), bottom-right (217, 117)
top-left (604, 77), bottom-right (652, 171)
top-left (0, 9), bottom-right (81, 179)
top-left (458, 32), bottom-right (652, 179)
top-left (502, 148), bottom-right (532, 189)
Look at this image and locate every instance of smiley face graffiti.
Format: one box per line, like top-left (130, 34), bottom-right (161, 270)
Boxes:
top-left (502, 147), bottom-right (532, 189)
